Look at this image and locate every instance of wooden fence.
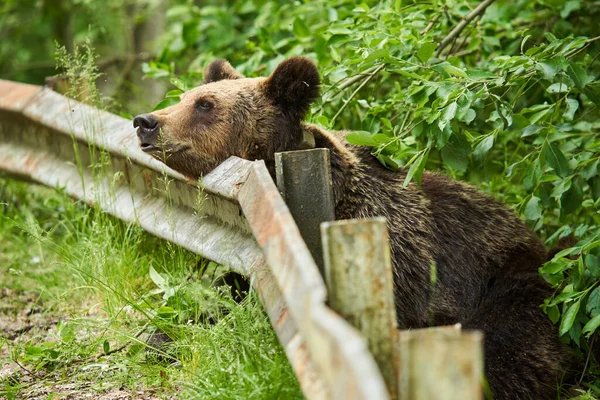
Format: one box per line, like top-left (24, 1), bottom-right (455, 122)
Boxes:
top-left (0, 79), bottom-right (483, 399)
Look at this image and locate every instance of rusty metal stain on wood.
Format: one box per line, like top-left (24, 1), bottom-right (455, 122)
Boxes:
top-left (0, 80), bottom-right (389, 400)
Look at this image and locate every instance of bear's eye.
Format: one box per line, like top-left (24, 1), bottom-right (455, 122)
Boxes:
top-left (196, 100), bottom-right (213, 111)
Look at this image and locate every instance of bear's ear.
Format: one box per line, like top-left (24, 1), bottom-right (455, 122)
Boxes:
top-left (263, 57), bottom-right (320, 118)
top-left (204, 60), bottom-right (244, 83)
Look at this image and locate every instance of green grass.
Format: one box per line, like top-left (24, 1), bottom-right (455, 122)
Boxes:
top-left (0, 176), bottom-right (302, 399)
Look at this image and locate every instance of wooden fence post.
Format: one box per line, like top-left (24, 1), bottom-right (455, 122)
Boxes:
top-left (320, 217), bottom-right (399, 399)
top-left (275, 148), bottom-right (335, 276)
top-left (398, 327), bottom-right (483, 400)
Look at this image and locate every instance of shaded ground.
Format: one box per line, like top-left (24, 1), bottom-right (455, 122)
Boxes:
top-left (0, 288), bottom-right (176, 400)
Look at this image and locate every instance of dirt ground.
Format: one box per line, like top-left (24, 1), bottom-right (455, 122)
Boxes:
top-left (0, 288), bottom-right (175, 400)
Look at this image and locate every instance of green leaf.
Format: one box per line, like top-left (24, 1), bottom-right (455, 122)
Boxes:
top-left (587, 254), bottom-right (600, 278)
top-left (559, 300), bottom-right (580, 336)
top-left (330, 46), bottom-right (341, 63)
top-left (546, 304), bottom-right (560, 324)
top-left (463, 109), bottom-right (476, 124)
top-left (442, 64), bottom-right (468, 78)
top-left (327, 28), bottom-right (352, 35)
top-left (546, 83), bottom-right (570, 94)
top-left (315, 115), bottom-right (330, 127)
top-left (395, 69), bottom-right (426, 81)
top-left (395, 0), bottom-right (402, 12)
top-left (25, 346), bottom-right (43, 356)
top-left (526, 46), bottom-right (541, 56)
top-left (149, 265), bottom-right (166, 289)
top-left (563, 98), bottom-right (579, 121)
top-left (520, 35), bottom-right (532, 54)
top-left (473, 134), bottom-right (494, 160)
top-left (567, 63), bottom-right (588, 89)
top-left (346, 131), bottom-right (383, 146)
top-left (586, 287), bottom-right (600, 316)
top-left (157, 306), bottom-right (176, 318)
top-left (583, 314), bottom-right (600, 338)
top-left (182, 21), bottom-right (199, 46)
top-left (441, 133), bottom-right (470, 172)
top-left (466, 69), bottom-right (497, 81)
top-left (169, 77), bottom-right (190, 91)
top-left (536, 59), bottom-right (560, 80)
top-left (380, 118), bottom-right (392, 130)
top-left (550, 177), bottom-right (571, 198)
top-left (103, 340), bottom-right (110, 354)
top-left (364, 48), bottom-right (390, 63)
top-left (441, 101), bottom-right (458, 123)
top-left (418, 43), bottom-right (436, 63)
top-left (524, 196), bottom-right (542, 220)
top-left (561, 0), bottom-right (581, 18)
top-left (560, 180), bottom-right (583, 216)
top-left (584, 240), bottom-right (600, 253)
top-left (542, 258), bottom-right (572, 274)
top-left (544, 142), bottom-right (571, 178)
top-left (166, 89), bottom-right (183, 98)
top-left (403, 149), bottom-right (429, 187)
top-left (153, 97), bottom-right (179, 111)
top-left (522, 124), bottom-right (544, 138)
top-left (554, 246), bottom-right (580, 260)
top-left (584, 83), bottom-right (600, 106)
top-left (376, 153), bottom-right (399, 171)
top-left (549, 289), bottom-right (579, 307)
top-left (293, 17), bottom-right (310, 37)
top-left (523, 160), bottom-right (541, 192)
top-left (581, 159), bottom-right (599, 180)
top-left (433, 124), bottom-right (452, 149)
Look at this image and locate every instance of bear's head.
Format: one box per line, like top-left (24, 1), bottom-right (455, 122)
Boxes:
top-left (133, 57), bottom-right (320, 178)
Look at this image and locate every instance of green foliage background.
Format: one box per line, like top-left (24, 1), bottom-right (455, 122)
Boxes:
top-left (148, 0), bottom-right (600, 356)
top-left (2, 0), bottom-right (600, 390)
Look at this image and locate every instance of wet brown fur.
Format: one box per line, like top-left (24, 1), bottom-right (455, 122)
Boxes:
top-left (137, 57), bottom-right (575, 399)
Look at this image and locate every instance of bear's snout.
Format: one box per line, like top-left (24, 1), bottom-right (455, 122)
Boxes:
top-left (133, 114), bottom-right (160, 151)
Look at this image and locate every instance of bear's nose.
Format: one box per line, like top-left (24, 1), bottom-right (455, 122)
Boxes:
top-left (133, 114), bottom-right (158, 132)
top-left (133, 114), bottom-right (160, 149)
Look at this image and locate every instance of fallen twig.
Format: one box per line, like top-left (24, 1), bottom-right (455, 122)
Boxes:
top-left (96, 322), bottom-right (149, 359)
top-left (14, 360), bottom-right (38, 379)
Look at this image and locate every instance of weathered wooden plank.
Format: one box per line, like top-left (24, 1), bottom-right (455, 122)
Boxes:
top-left (0, 123), bottom-right (258, 275)
top-left (275, 148), bottom-right (335, 276)
top-left (321, 218), bottom-right (399, 399)
top-left (0, 79), bottom-right (42, 112)
top-left (398, 327), bottom-right (483, 400)
top-left (238, 160), bottom-right (328, 324)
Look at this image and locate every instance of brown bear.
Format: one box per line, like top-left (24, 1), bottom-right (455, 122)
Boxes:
top-left (133, 57), bottom-right (574, 399)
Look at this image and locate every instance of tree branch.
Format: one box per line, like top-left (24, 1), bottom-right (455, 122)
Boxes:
top-left (331, 63), bottom-right (386, 124)
top-left (420, 11), bottom-right (444, 36)
top-left (436, 0), bottom-right (497, 57)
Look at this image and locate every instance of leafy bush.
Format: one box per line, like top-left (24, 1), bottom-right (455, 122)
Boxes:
top-left (146, 0), bottom-right (600, 373)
